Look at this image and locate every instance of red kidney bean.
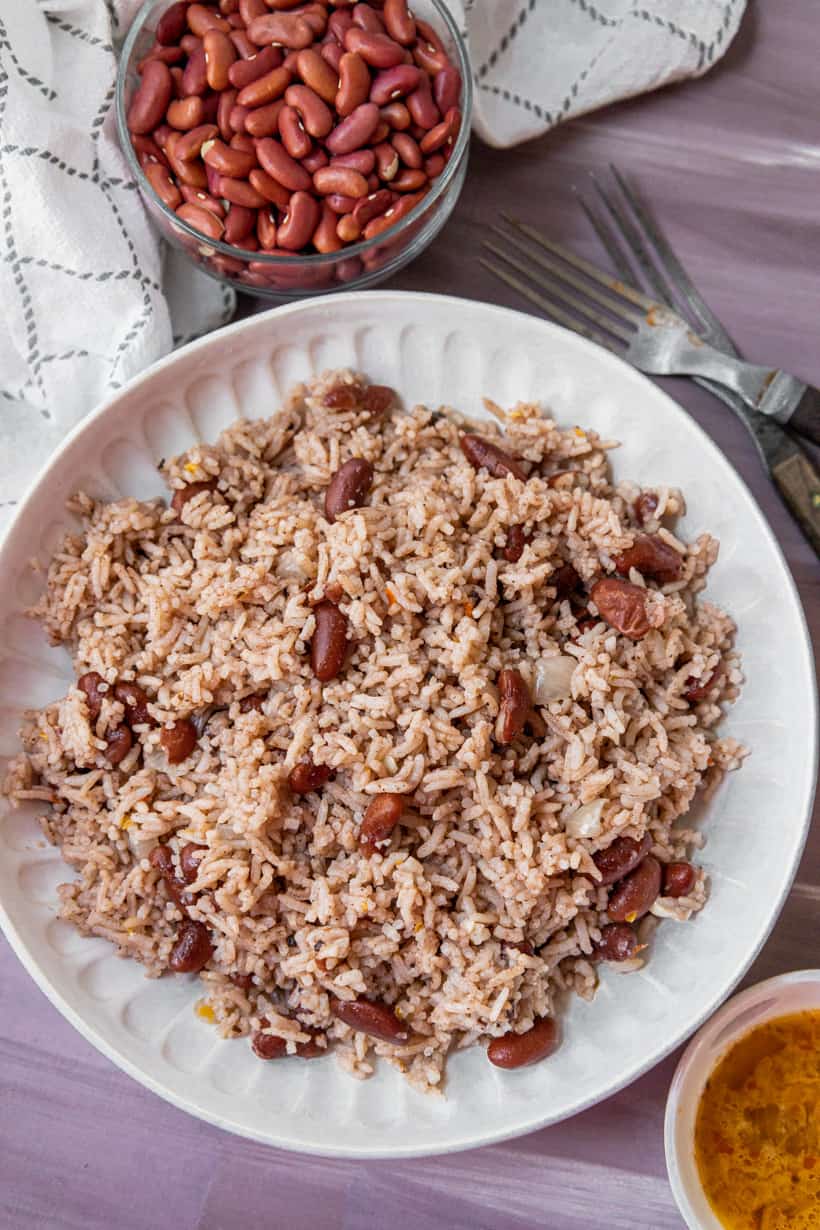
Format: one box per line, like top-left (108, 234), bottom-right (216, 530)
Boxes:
top-left (552, 562), bottom-right (581, 600)
top-left (236, 64), bottom-right (291, 107)
top-left (683, 660), bottom-right (723, 702)
top-left (314, 164), bottom-right (368, 197)
top-left (423, 151), bottom-right (444, 177)
top-left (149, 844), bottom-right (191, 910)
top-left (331, 996), bottom-right (409, 1042)
top-left (157, 1), bottom-right (189, 45)
top-left (133, 132), bottom-right (169, 167)
top-left (266, 0), bottom-right (307, 8)
top-left (590, 577), bottom-right (651, 640)
top-left (312, 201), bottom-right (343, 252)
top-left (372, 140), bottom-right (399, 180)
top-left (239, 0), bottom-right (267, 22)
top-left (245, 98), bottom-right (285, 136)
top-left (104, 725), bottom-right (133, 767)
top-left (180, 42), bottom-right (207, 95)
top-left (593, 834), bottom-right (652, 886)
top-left (434, 64), bottom-right (461, 114)
top-left (229, 28), bottom-right (257, 60)
top-left (169, 920), bottom-right (213, 973)
top-left (335, 52), bottom-right (371, 117)
top-left (352, 3), bottom-right (385, 34)
top-left (634, 490), bottom-right (659, 525)
top-left (328, 9), bottom-right (355, 43)
top-left (279, 103), bottom-right (312, 157)
top-left (391, 167), bottom-right (426, 191)
top-left (502, 524), bottom-right (530, 563)
top-left (370, 119), bottom-right (390, 143)
top-left (325, 456), bottom-right (373, 520)
top-left (460, 433), bottom-right (527, 481)
top-left (380, 99), bottom-right (411, 129)
top-left (595, 923), bottom-right (639, 962)
top-left (413, 34), bottom-right (449, 75)
top-left (296, 4), bottom-right (328, 38)
top-left (383, 0), bottom-right (416, 45)
top-left (144, 160), bottom-right (183, 208)
top-left (419, 104), bottom-right (459, 153)
top-left (285, 82), bottom-right (334, 136)
top-left (608, 856), bottom-right (662, 922)
top-left (614, 534), bottom-right (682, 584)
top-left (213, 86), bottom-right (233, 137)
top-left (336, 255), bottom-right (363, 281)
top-left (391, 130), bottom-right (422, 168)
top-left (663, 861), bottom-right (696, 898)
top-left (176, 201), bottom-right (224, 237)
top-left (406, 73), bottom-right (438, 127)
top-left (360, 791), bottom-right (405, 851)
top-left (180, 184), bottom-right (226, 216)
top-left (224, 203), bottom-right (257, 243)
top-left (311, 600), bottom-right (348, 682)
top-left (276, 189), bottom-right (321, 248)
top-left (326, 192), bottom-right (357, 213)
top-left (229, 45), bottom-right (281, 90)
top-left (331, 148), bottom-right (375, 174)
top-left (174, 122), bottom-right (219, 160)
top-left (178, 841), bottom-right (206, 885)
top-left (344, 27), bottom-right (404, 68)
top-left (113, 681), bottom-right (155, 728)
top-left (257, 136), bottom-right (312, 189)
top-left (295, 47), bottom-right (339, 103)
top-left (78, 671), bottom-right (106, 722)
top-left (249, 165), bottom-right (291, 206)
top-left (487, 1017), bottom-right (558, 1069)
top-left (166, 95), bottom-right (206, 130)
top-left (180, 33), bottom-right (200, 55)
top-left (302, 146), bottom-right (329, 173)
top-left (326, 101), bottom-right (380, 153)
top-left (187, 4), bottom-right (230, 36)
top-left (228, 103), bottom-right (249, 132)
top-left (160, 718), bottom-right (199, 765)
top-left (247, 13), bottom-right (313, 49)
top-left (203, 137), bottom-right (255, 178)
top-left (336, 213), bottom-right (361, 242)
top-left (353, 188), bottom-right (392, 227)
top-left (289, 758), bottom-right (333, 793)
top-left (362, 187), bottom-right (423, 237)
top-left (138, 44), bottom-right (185, 74)
top-left (228, 127), bottom-right (254, 150)
top-left (204, 28), bottom-right (237, 91)
top-left (369, 63), bottom-right (421, 105)
top-left (256, 206), bottom-right (277, 247)
top-left (251, 1029), bottom-right (324, 1060)
top-left (321, 39), bottom-right (344, 72)
top-left (128, 59), bottom-right (174, 135)
top-left (220, 176), bottom-right (268, 207)
top-left (497, 667), bottom-right (531, 744)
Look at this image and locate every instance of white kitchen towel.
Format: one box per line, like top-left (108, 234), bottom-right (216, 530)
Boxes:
top-left (0, 0), bottom-right (746, 531)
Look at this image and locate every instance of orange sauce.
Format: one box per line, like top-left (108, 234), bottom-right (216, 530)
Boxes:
top-left (694, 1009), bottom-right (820, 1229)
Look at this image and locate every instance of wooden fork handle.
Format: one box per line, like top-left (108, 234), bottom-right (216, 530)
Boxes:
top-left (770, 440), bottom-right (820, 557)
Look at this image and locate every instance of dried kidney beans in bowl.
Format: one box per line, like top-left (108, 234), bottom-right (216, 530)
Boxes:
top-left (115, 0), bottom-right (471, 299)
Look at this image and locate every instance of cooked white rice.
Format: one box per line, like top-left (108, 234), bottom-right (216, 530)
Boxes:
top-left (4, 370), bottom-right (745, 1091)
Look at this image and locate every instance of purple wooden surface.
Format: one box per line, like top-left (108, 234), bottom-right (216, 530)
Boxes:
top-left (2, 4), bottom-right (818, 1227)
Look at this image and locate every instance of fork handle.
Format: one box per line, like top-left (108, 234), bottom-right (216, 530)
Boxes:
top-left (769, 437), bottom-right (820, 557)
top-left (788, 386), bottom-right (820, 449)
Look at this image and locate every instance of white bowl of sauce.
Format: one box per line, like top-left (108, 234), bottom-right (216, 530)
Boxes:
top-left (665, 970), bottom-right (820, 1230)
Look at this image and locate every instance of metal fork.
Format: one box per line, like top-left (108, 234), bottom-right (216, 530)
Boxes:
top-left (480, 194), bottom-right (820, 556)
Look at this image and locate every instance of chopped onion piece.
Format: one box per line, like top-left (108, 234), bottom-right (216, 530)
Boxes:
top-left (565, 798), bottom-right (605, 839)
top-left (534, 654), bottom-right (576, 704)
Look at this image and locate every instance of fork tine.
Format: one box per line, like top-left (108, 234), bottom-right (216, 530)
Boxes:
top-left (490, 221), bottom-right (644, 327)
top-left (478, 258), bottom-right (622, 356)
top-left (609, 166), bottom-right (737, 354)
top-left (575, 193), bottom-right (637, 289)
top-left (501, 213), bottom-right (656, 313)
top-left (482, 239), bottom-right (634, 343)
top-left (589, 171), bottom-right (677, 308)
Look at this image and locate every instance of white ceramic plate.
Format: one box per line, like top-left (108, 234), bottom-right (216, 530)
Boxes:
top-left (0, 292), bottom-right (815, 1158)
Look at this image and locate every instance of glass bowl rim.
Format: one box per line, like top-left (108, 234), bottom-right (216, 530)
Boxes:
top-left (115, 0), bottom-right (473, 267)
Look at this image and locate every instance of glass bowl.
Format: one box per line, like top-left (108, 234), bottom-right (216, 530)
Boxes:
top-left (115, 0), bottom-right (472, 299)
